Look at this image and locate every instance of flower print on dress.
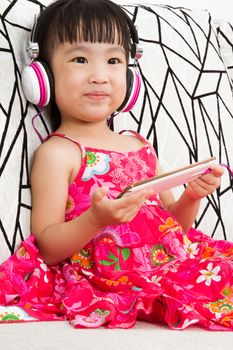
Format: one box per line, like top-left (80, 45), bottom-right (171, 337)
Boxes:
top-left (53, 276), bottom-right (66, 301)
top-left (96, 225), bottom-right (141, 248)
top-left (82, 151), bottom-right (110, 181)
top-left (89, 179), bottom-right (119, 199)
top-left (204, 298), bottom-right (233, 318)
top-left (221, 285), bottom-right (233, 299)
top-left (183, 233), bottom-right (200, 258)
top-left (184, 242), bottom-right (200, 259)
top-left (16, 246), bottom-right (30, 260)
top-left (109, 152), bottom-right (150, 190)
top-left (196, 263), bottom-right (221, 286)
top-left (201, 245), bottom-right (216, 259)
top-left (219, 313), bottom-right (233, 328)
top-left (159, 217), bottom-right (183, 236)
top-left (100, 275), bottom-right (132, 287)
top-left (180, 318), bottom-right (199, 329)
top-left (38, 259), bottom-right (49, 284)
top-left (66, 183), bottom-right (91, 220)
top-left (65, 194), bottom-right (75, 214)
top-left (0, 306), bottom-right (37, 322)
top-left (99, 246), bottom-right (131, 271)
top-left (150, 244), bottom-right (175, 266)
top-left (162, 261), bottom-right (179, 274)
top-left (139, 202), bottom-right (159, 220)
top-left (71, 308), bottom-right (110, 328)
top-left (151, 275), bottom-right (162, 287)
top-left (70, 248), bottom-right (94, 269)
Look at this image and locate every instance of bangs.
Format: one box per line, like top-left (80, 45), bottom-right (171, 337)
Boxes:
top-left (42, 0), bottom-right (131, 60)
top-left (57, 13), bottom-right (127, 47)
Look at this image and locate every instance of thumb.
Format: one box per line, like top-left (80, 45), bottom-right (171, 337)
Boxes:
top-left (92, 186), bottom-right (109, 204)
top-left (211, 165), bottom-right (224, 177)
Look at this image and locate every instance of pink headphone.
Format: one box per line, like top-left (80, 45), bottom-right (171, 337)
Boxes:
top-left (21, 16), bottom-right (143, 113)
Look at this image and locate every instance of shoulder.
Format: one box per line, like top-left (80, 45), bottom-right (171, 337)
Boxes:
top-left (31, 136), bottom-right (82, 182)
top-left (37, 135), bottom-right (81, 158)
top-left (114, 131), bottom-right (147, 152)
top-left (35, 135), bottom-right (82, 163)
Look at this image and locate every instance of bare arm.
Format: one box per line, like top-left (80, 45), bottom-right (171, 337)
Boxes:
top-left (159, 164), bottom-right (224, 233)
top-left (31, 139), bottom-right (153, 265)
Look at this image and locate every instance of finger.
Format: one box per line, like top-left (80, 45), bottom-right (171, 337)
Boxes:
top-left (202, 165), bottom-right (224, 179)
top-left (117, 204), bottom-right (143, 223)
top-left (195, 178), bottom-right (215, 192)
top-left (211, 165), bottom-right (224, 177)
top-left (189, 175), bottom-right (220, 198)
top-left (198, 174), bottom-right (218, 186)
top-left (117, 188), bottom-right (153, 208)
top-left (199, 169), bottom-right (222, 185)
top-left (124, 197), bottom-right (148, 213)
top-left (92, 186), bottom-right (109, 204)
top-left (121, 187), bottom-right (154, 200)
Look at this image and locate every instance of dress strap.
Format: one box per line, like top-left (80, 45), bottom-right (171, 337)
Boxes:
top-left (119, 130), bottom-right (149, 144)
top-left (45, 132), bottom-right (86, 158)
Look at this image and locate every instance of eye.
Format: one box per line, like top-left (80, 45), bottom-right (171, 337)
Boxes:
top-left (72, 57), bottom-right (88, 64)
top-left (108, 57), bottom-right (121, 64)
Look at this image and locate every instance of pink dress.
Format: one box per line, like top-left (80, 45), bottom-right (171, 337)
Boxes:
top-left (0, 131), bottom-right (233, 330)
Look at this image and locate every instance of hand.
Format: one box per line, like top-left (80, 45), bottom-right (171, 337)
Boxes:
top-left (89, 186), bottom-right (153, 228)
top-left (185, 165), bottom-right (224, 200)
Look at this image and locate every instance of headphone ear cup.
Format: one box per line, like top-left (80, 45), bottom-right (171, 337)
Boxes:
top-left (117, 67), bottom-right (141, 113)
top-left (21, 60), bottom-right (54, 107)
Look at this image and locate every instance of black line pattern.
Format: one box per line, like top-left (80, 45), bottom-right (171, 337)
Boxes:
top-left (214, 20), bottom-right (233, 84)
top-left (0, 1), bottom-right (233, 263)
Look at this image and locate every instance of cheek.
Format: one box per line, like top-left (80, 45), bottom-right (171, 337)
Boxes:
top-left (54, 79), bottom-right (66, 108)
top-left (55, 70), bottom-right (79, 89)
top-left (53, 72), bottom-right (80, 103)
top-left (115, 74), bottom-right (127, 101)
top-left (53, 77), bottom-right (73, 113)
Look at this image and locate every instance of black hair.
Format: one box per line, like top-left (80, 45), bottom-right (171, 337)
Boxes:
top-left (34, 0), bottom-right (134, 131)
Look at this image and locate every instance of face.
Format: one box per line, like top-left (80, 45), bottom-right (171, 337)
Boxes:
top-left (50, 36), bottom-right (127, 126)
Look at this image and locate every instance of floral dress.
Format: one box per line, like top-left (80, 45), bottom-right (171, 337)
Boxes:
top-left (0, 131), bottom-right (233, 330)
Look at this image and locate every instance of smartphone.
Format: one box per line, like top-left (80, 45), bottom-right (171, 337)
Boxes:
top-left (118, 157), bottom-right (217, 198)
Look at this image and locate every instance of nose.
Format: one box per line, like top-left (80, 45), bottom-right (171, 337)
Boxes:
top-left (88, 62), bottom-right (108, 84)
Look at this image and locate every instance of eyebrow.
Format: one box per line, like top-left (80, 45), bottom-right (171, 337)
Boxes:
top-left (64, 45), bottom-right (125, 55)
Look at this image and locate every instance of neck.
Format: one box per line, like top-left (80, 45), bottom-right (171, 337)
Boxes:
top-left (56, 118), bottom-right (114, 143)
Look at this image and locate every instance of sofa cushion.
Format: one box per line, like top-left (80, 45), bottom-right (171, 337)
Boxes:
top-left (114, 4), bottom-right (233, 241)
top-left (0, 0), bottom-right (233, 263)
top-left (213, 19), bottom-right (233, 85)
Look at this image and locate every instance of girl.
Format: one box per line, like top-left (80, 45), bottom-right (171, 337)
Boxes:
top-left (1, 0), bottom-right (233, 330)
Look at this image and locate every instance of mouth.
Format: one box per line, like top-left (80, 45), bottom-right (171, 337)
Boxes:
top-left (84, 91), bottom-right (109, 100)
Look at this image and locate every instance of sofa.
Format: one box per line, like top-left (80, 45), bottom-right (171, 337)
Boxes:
top-left (0, 1), bottom-right (233, 348)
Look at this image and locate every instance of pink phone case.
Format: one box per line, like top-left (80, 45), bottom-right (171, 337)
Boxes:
top-left (118, 157), bottom-right (217, 198)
